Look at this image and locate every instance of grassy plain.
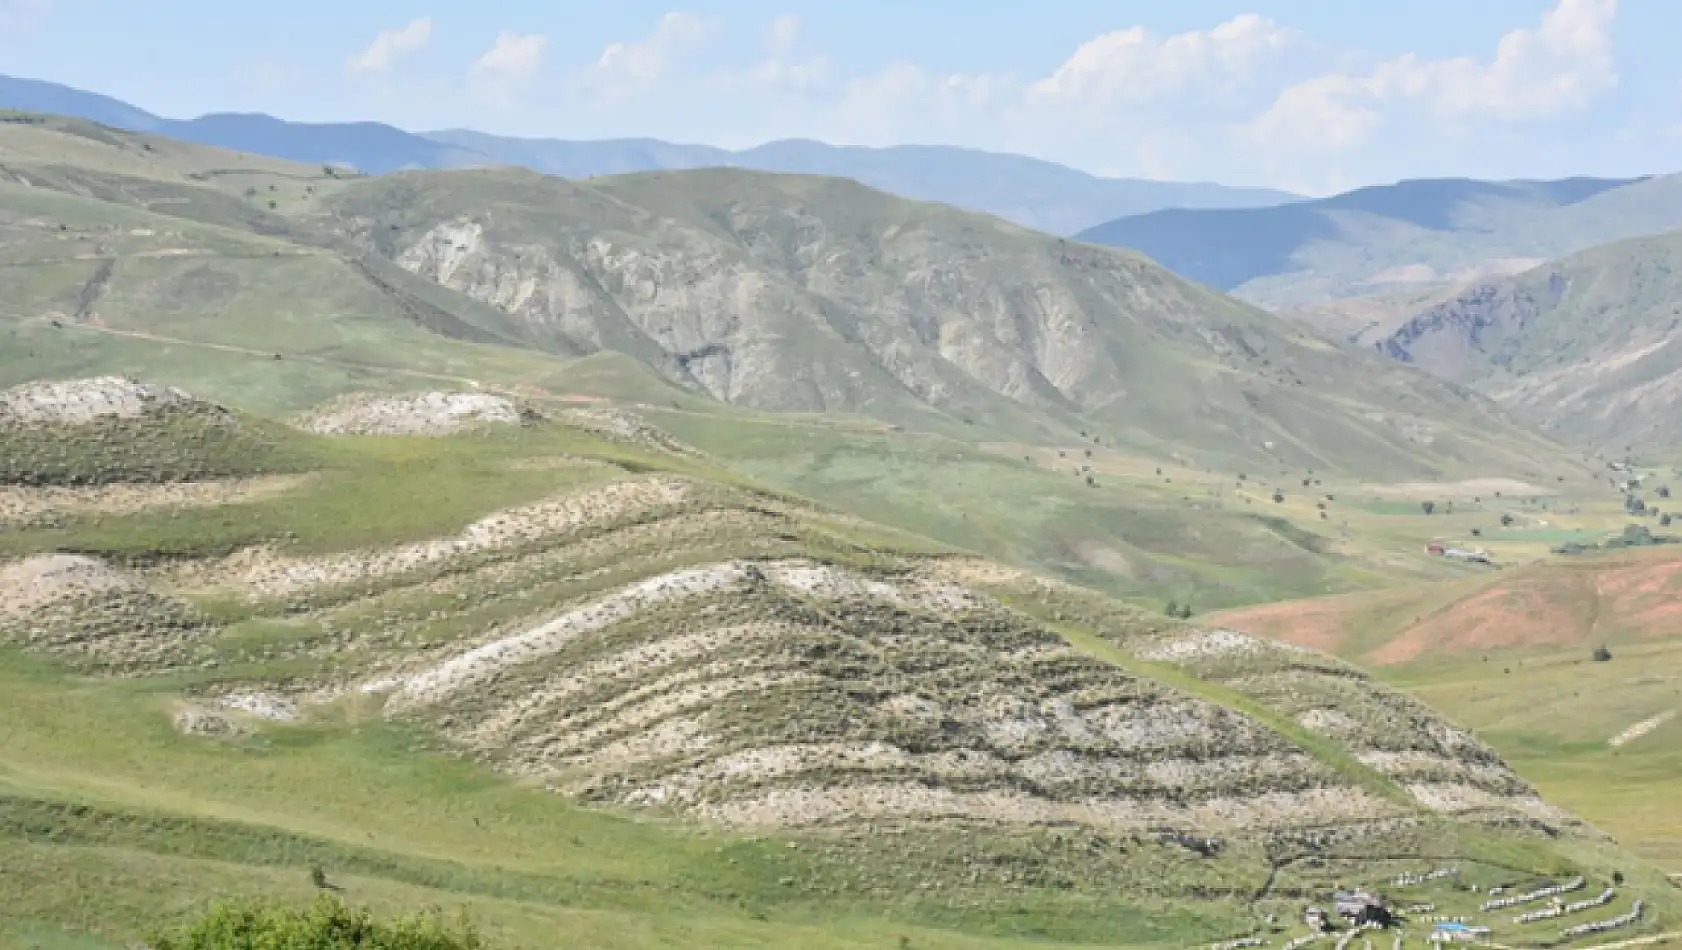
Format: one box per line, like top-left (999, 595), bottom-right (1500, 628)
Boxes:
top-left (1389, 639), bottom-right (1682, 872)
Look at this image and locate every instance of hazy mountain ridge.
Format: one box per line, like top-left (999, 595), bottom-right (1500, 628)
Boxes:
top-left (1077, 174), bottom-right (1682, 307)
top-left (1372, 228), bottom-right (1682, 448)
top-left (0, 73), bottom-right (1298, 234)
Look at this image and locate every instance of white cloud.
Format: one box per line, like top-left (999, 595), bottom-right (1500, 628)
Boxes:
top-left (1029, 14), bottom-right (1297, 107)
top-left (0, 0), bottom-right (53, 34)
top-left (347, 17), bottom-right (433, 75)
top-left (580, 12), bottom-right (714, 107)
top-left (1411, 0), bottom-right (1618, 119)
top-left (419, 1), bottom-right (1635, 191)
top-left (1243, 74), bottom-right (1382, 156)
top-left (472, 30), bottom-right (549, 91)
top-left (1245, 0), bottom-right (1619, 156)
top-left (747, 15), bottom-right (829, 92)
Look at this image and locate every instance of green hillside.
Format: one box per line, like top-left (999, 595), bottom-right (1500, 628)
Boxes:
top-left (0, 110), bottom-right (1591, 485)
top-left (1210, 546), bottom-right (1682, 873)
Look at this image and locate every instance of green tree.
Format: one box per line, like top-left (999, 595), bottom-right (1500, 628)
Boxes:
top-left (152, 896), bottom-right (484, 950)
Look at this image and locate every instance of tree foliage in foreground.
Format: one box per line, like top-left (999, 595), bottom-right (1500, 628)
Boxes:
top-left (150, 896), bottom-right (485, 950)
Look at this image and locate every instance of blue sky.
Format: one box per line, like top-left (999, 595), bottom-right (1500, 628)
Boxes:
top-left (2, 0), bottom-right (1677, 192)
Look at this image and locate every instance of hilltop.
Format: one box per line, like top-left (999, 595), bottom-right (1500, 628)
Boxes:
top-left (1, 377), bottom-right (1674, 949)
top-left (0, 109), bottom-right (1587, 486)
top-left (1076, 175), bottom-right (1682, 307)
top-left (0, 73), bottom-right (1298, 234)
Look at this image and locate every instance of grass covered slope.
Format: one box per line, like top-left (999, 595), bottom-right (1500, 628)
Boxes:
top-left (2, 382), bottom-right (1673, 950)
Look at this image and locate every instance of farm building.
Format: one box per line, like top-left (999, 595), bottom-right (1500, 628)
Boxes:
top-left (1333, 890), bottom-right (1391, 926)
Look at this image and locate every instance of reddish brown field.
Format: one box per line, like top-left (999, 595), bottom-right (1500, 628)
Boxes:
top-left (1208, 547), bottom-right (1682, 665)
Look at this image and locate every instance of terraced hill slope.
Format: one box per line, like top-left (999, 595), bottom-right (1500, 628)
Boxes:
top-left (0, 110), bottom-right (1589, 484)
top-left (2, 378), bottom-right (1674, 949)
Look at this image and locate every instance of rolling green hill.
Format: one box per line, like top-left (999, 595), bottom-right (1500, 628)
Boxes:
top-left (0, 110), bottom-right (1588, 486)
top-left (1076, 175), bottom-right (1682, 307)
top-left (3, 110), bottom-right (1681, 950)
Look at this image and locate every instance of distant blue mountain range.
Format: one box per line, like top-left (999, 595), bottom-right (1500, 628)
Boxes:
top-left (1075, 175), bottom-right (1657, 298)
top-left (0, 73), bottom-right (1300, 234)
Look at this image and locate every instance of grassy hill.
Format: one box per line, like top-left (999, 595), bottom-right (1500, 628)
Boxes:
top-left (1076, 175), bottom-right (1682, 307)
top-left (1, 381), bottom-right (1675, 950)
top-left (3, 110), bottom-right (1681, 948)
top-left (0, 109), bottom-right (1591, 487)
top-left (0, 74), bottom-right (1299, 234)
top-left (0, 108), bottom-right (1642, 614)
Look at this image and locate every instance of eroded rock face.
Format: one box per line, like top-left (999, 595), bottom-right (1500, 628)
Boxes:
top-left (306, 171), bottom-right (1578, 485)
top-left (0, 553), bottom-right (217, 674)
top-left (0, 553), bottom-right (138, 614)
top-left (298, 391), bottom-right (525, 436)
top-left (0, 377), bottom-right (197, 426)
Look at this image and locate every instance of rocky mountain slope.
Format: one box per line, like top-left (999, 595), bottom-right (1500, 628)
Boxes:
top-left (1370, 228), bottom-right (1682, 449)
top-left (0, 74), bottom-right (1298, 234)
top-left (310, 164), bottom-right (1583, 479)
top-left (1077, 175), bottom-right (1682, 307)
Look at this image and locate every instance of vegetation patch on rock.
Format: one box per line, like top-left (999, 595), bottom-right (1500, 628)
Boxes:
top-left (0, 378), bottom-right (307, 486)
